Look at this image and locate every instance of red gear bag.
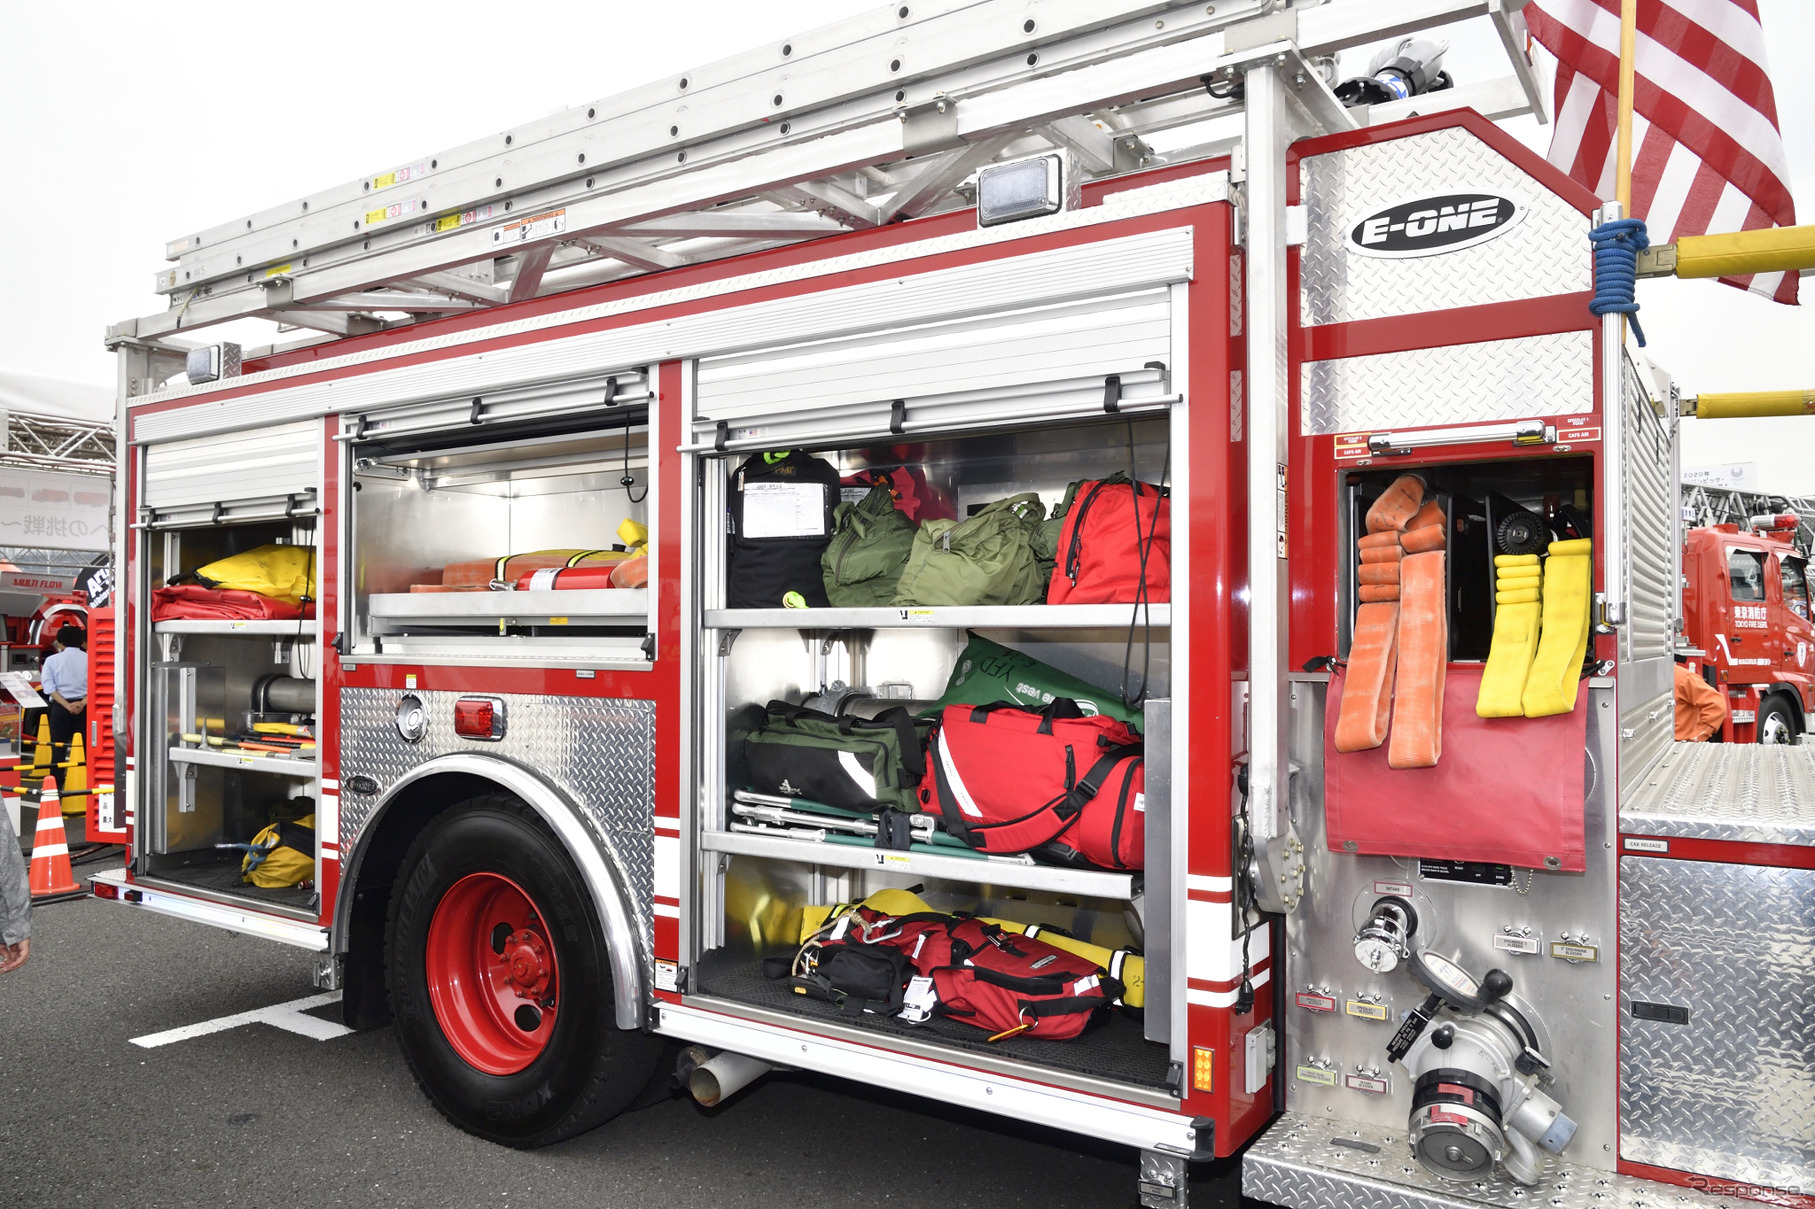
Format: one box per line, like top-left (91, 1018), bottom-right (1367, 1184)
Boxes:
top-left (1046, 475), bottom-right (1170, 605)
top-left (920, 699), bottom-right (1145, 869)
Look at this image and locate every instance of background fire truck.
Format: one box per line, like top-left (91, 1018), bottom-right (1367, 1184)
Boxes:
top-left (1680, 516), bottom-right (1812, 744)
top-left (88, 4), bottom-right (1815, 1209)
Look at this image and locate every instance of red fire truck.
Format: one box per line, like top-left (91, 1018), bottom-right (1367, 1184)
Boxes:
top-left (92, 5), bottom-right (1815, 1208)
top-left (1680, 517), bottom-right (1813, 745)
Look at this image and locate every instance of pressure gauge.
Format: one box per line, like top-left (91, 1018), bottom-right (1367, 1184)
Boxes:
top-left (1410, 949), bottom-right (1512, 1013)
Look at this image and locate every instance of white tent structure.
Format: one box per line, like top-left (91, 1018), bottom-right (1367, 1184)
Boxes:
top-left (0, 369), bottom-right (114, 575)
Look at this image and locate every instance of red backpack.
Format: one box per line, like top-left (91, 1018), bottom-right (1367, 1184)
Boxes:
top-left (1046, 474), bottom-right (1170, 605)
top-left (913, 917), bottom-right (1120, 1040)
top-left (920, 700), bottom-right (1145, 870)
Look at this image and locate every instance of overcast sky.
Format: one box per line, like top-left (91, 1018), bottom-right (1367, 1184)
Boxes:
top-left (2, 1), bottom-right (1809, 490)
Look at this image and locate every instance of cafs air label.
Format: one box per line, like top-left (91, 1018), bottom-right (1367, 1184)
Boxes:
top-left (1348, 190), bottom-right (1527, 259)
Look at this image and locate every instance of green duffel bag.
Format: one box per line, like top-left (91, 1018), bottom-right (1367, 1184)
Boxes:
top-left (743, 700), bottom-right (934, 814)
top-left (892, 493), bottom-right (1046, 607)
top-left (933, 634), bottom-right (1144, 725)
top-left (1031, 480), bottom-right (1085, 587)
top-left (822, 483), bottom-right (917, 607)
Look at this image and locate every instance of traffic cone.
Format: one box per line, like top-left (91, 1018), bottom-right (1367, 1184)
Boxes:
top-left (28, 776), bottom-right (79, 899)
top-left (60, 733), bottom-right (87, 818)
top-left (23, 716), bottom-right (51, 786)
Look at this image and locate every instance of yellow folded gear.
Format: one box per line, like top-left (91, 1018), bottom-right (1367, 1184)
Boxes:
top-left (617, 518), bottom-right (649, 552)
top-left (1494, 553), bottom-right (1541, 568)
top-left (1496, 568), bottom-right (1542, 585)
top-left (1521, 539), bottom-right (1593, 717)
top-left (1477, 602), bottom-right (1541, 717)
top-left (1496, 587), bottom-right (1542, 605)
top-left (797, 890), bottom-right (1145, 1008)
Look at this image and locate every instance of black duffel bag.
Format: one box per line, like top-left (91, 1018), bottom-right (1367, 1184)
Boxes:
top-left (743, 700), bottom-right (933, 814)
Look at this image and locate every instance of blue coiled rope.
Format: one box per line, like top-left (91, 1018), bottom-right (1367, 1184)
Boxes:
top-left (1588, 217), bottom-right (1649, 347)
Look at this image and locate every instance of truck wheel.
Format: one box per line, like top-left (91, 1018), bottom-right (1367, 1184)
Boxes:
top-left (385, 794), bottom-right (662, 1147)
top-left (1757, 697), bottom-right (1796, 745)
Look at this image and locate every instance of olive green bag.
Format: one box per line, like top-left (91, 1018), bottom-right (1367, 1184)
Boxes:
top-left (822, 484), bottom-right (917, 607)
top-left (892, 493), bottom-right (1047, 607)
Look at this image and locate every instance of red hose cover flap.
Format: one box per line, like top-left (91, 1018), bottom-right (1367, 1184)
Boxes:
top-left (1323, 664), bottom-right (1588, 872)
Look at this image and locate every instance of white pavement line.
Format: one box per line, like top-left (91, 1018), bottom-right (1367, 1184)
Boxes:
top-left (129, 991), bottom-right (352, 1049)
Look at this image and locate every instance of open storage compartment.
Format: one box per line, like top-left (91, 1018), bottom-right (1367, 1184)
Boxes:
top-left (1324, 455), bottom-right (1598, 873)
top-left (688, 413), bottom-right (1180, 1094)
top-left (345, 373), bottom-right (655, 662)
top-left (137, 514), bottom-right (322, 916)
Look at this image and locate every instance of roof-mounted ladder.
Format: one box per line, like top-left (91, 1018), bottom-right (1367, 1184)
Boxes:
top-left (108, 0), bottom-right (1545, 352)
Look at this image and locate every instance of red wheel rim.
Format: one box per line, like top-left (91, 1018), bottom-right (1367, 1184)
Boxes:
top-left (424, 872), bottom-right (559, 1075)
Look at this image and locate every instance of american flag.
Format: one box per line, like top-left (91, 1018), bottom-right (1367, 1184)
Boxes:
top-left (1525, 0), bottom-right (1798, 304)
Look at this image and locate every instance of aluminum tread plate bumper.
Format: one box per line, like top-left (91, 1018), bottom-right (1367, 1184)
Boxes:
top-left (1243, 1113), bottom-right (1755, 1209)
top-left (1620, 741), bottom-right (1815, 847)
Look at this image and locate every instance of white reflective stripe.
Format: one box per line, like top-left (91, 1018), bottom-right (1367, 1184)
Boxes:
top-left (935, 733), bottom-right (983, 818)
top-left (653, 902), bottom-right (680, 919)
top-left (836, 750), bottom-right (878, 802)
top-left (1023, 924), bottom-right (1043, 938)
top-left (35, 814), bottom-right (64, 831)
top-left (528, 567), bottom-right (560, 591)
top-left (1186, 901), bottom-right (1268, 982)
top-left (1109, 949), bottom-right (1128, 982)
top-left (1186, 873), bottom-right (1233, 893)
top-left (30, 843), bottom-right (68, 859)
top-left (1186, 968), bottom-right (1272, 1009)
top-left (653, 833), bottom-right (680, 900)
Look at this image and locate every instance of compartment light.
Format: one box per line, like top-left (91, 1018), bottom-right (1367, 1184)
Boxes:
top-left (977, 154), bottom-right (1066, 228)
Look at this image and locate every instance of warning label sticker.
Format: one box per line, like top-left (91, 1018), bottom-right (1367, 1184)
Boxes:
top-left (493, 207), bottom-right (567, 245)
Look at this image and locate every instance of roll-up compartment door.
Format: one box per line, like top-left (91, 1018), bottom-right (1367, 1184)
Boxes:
top-left (695, 290), bottom-right (1173, 451)
top-left (692, 259), bottom-right (1183, 454)
top-left (141, 420), bottom-right (321, 527)
top-left (344, 370), bottom-right (651, 444)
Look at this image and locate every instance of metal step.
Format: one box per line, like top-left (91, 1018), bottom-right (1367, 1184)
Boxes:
top-left (1621, 739), bottom-right (1815, 847)
top-left (1243, 1112), bottom-right (1758, 1209)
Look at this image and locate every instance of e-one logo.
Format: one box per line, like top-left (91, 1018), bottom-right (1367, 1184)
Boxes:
top-left (1348, 191), bottom-right (1527, 259)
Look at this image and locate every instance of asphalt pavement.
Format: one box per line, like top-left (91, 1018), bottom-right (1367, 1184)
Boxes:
top-left (2, 849), bottom-right (1256, 1209)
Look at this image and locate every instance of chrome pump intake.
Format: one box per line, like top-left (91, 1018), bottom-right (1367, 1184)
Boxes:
top-left (1386, 951), bottom-right (1577, 1185)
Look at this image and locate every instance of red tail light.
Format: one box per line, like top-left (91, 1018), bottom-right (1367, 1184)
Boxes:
top-left (92, 880), bottom-right (119, 900)
top-left (453, 696), bottom-right (507, 740)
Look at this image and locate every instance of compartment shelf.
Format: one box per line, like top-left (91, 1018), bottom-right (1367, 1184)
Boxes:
top-left (369, 588), bottom-right (648, 625)
top-left (701, 828), bottom-right (1138, 900)
top-left (168, 745), bottom-right (316, 777)
top-left (703, 603), bottom-right (1169, 630)
top-left (153, 619), bottom-right (317, 635)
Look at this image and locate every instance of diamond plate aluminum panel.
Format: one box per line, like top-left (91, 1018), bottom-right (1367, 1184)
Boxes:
top-left (1621, 742), bottom-right (1815, 847)
top-left (1302, 331), bottom-right (1594, 436)
top-left (1300, 126), bottom-right (1592, 327)
top-left (1243, 1113), bottom-right (1755, 1209)
top-left (1620, 857), bottom-right (1815, 1193)
top-left (338, 688), bottom-right (657, 966)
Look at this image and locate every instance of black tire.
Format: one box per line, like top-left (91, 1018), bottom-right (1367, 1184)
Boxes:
top-left (385, 794), bottom-right (662, 1147)
top-left (1757, 696), bottom-right (1797, 746)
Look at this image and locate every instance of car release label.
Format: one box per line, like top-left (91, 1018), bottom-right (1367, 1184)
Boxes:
top-left (1624, 837), bottom-right (1669, 853)
top-left (1348, 190), bottom-right (1527, 259)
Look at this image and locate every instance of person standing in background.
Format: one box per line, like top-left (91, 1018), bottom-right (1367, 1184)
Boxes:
top-left (1674, 654), bottom-right (1727, 742)
top-left (0, 821), bottom-right (28, 972)
top-left (39, 625), bottom-right (87, 771)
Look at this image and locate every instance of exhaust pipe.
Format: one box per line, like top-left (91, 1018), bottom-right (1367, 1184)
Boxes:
top-left (683, 1048), bottom-right (774, 1107)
